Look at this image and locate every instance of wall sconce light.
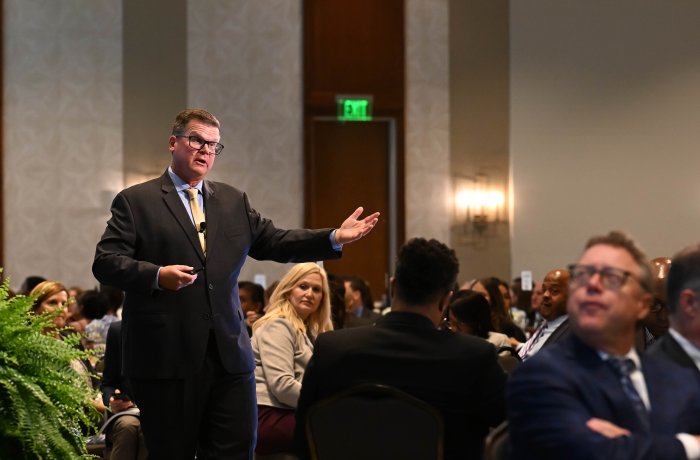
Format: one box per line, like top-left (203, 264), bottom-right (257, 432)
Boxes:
top-left (453, 173), bottom-right (506, 244)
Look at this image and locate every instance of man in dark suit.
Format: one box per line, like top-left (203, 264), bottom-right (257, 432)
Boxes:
top-left (92, 109), bottom-right (379, 459)
top-left (342, 275), bottom-right (381, 328)
top-left (517, 268), bottom-right (570, 360)
top-left (508, 231), bottom-right (700, 459)
top-left (295, 238), bottom-right (507, 460)
top-left (648, 245), bottom-right (700, 377)
top-left (100, 320), bottom-right (147, 460)
top-left (636, 257), bottom-right (672, 350)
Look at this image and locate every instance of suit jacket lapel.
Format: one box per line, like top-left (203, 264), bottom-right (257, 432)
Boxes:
top-left (160, 172), bottom-right (206, 263)
top-left (544, 318), bottom-right (569, 346)
top-left (202, 180), bottom-right (219, 252)
top-left (665, 335), bottom-right (700, 373)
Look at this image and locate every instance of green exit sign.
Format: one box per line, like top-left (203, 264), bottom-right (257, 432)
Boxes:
top-left (336, 95), bottom-right (373, 122)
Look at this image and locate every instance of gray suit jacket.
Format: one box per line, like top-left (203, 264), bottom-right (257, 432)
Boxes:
top-left (93, 171), bottom-right (340, 379)
top-left (253, 317), bottom-right (314, 409)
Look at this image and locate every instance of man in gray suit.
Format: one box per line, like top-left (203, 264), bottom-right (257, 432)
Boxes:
top-left (648, 244), bottom-right (700, 377)
top-left (93, 108), bottom-right (379, 459)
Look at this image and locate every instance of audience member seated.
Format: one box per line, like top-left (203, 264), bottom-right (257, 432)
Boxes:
top-left (529, 281), bottom-right (544, 330)
top-left (471, 277), bottom-right (527, 342)
top-left (252, 263), bottom-right (333, 455)
top-left (19, 275), bottom-right (46, 296)
top-left (507, 231), bottom-right (700, 459)
top-left (328, 277), bottom-right (348, 329)
top-left (264, 280), bottom-right (280, 307)
top-left (648, 245), bottom-right (700, 377)
top-left (89, 285), bottom-right (123, 346)
top-left (509, 277), bottom-right (529, 331)
top-left (100, 320), bottom-right (147, 460)
top-left (29, 281), bottom-right (106, 415)
top-left (343, 275), bottom-right (381, 328)
top-left (515, 269), bottom-right (571, 360)
top-left (636, 256), bottom-right (672, 350)
top-left (66, 285), bottom-right (88, 333)
top-left (443, 289), bottom-right (511, 350)
top-left (238, 280), bottom-right (265, 335)
top-left (29, 280), bottom-right (69, 332)
top-left (295, 238), bottom-right (507, 460)
top-left (79, 290), bottom-right (110, 358)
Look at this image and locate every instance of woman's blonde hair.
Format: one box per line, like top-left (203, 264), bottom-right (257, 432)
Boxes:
top-left (253, 263), bottom-right (333, 338)
top-left (29, 281), bottom-right (68, 314)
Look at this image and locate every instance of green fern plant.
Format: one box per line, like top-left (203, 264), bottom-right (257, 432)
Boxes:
top-left (0, 278), bottom-right (98, 459)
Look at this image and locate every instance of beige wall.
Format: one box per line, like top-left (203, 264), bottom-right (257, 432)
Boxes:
top-left (6, 1), bottom-right (699, 291)
top-left (449, 0), bottom-right (510, 284)
top-left (3, 0), bottom-right (123, 291)
top-left (510, 0), bottom-right (700, 282)
top-left (3, 0), bottom-right (456, 291)
top-left (405, 0), bottom-right (451, 243)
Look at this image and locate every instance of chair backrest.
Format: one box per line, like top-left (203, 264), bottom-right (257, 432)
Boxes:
top-left (496, 346), bottom-right (522, 374)
top-left (306, 383), bottom-right (445, 460)
top-left (482, 421), bottom-right (510, 460)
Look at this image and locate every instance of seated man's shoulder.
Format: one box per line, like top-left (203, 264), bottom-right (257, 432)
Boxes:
top-left (643, 351), bottom-right (700, 386)
top-left (509, 343), bottom-right (570, 380)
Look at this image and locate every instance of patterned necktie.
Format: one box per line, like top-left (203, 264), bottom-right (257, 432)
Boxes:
top-left (186, 188), bottom-right (206, 254)
top-left (519, 321), bottom-right (547, 360)
top-left (606, 357), bottom-right (650, 430)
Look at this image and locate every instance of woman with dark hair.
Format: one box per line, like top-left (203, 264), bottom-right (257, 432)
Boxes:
top-left (470, 277), bottom-right (526, 342)
top-left (238, 280), bottom-right (266, 335)
top-left (444, 290), bottom-right (511, 349)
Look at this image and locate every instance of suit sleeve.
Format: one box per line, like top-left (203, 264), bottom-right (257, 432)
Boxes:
top-left (506, 357), bottom-right (688, 460)
top-left (243, 193), bottom-right (341, 263)
top-left (93, 192), bottom-right (160, 295)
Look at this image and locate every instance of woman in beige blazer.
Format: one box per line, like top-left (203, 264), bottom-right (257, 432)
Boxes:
top-left (251, 263), bottom-right (333, 455)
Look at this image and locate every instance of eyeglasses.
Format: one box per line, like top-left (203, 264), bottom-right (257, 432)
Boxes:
top-left (176, 135), bottom-right (224, 155)
top-left (567, 264), bottom-right (642, 291)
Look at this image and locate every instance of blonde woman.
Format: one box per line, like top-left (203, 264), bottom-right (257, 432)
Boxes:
top-left (252, 262), bottom-right (333, 455)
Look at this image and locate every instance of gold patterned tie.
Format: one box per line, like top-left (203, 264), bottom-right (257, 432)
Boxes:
top-left (186, 188), bottom-right (206, 254)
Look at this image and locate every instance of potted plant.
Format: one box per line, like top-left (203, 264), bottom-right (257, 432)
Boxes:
top-left (0, 279), bottom-right (98, 458)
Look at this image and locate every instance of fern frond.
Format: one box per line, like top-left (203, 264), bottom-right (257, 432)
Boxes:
top-left (0, 277), bottom-right (97, 459)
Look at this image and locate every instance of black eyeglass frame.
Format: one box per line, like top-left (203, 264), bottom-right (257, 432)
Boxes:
top-left (176, 134), bottom-right (224, 155)
top-left (567, 263), bottom-right (644, 291)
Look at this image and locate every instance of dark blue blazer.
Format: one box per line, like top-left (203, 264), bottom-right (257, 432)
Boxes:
top-left (93, 171), bottom-right (339, 379)
top-left (648, 333), bottom-right (700, 379)
top-left (507, 334), bottom-right (700, 460)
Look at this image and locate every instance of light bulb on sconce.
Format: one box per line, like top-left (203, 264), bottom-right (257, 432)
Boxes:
top-left (453, 173), bottom-right (507, 245)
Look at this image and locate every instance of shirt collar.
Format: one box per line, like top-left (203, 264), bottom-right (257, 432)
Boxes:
top-left (598, 347), bottom-right (642, 370)
top-left (168, 167), bottom-right (203, 193)
top-left (546, 314), bottom-right (568, 329)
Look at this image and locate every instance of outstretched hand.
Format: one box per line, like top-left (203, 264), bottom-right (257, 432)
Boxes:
top-left (335, 207), bottom-right (380, 245)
